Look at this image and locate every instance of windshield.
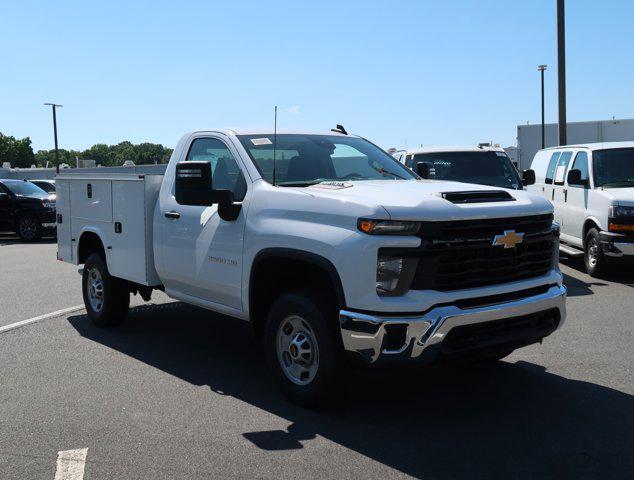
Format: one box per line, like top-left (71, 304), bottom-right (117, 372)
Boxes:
top-left (237, 134), bottom-right (416, 186)
top-left (33, 181), bottom-right (55, 193)
top-left (593, 148), bottom-right (634, 188)
top-left (2, 180), bottom-right (48, 196)
top-left (407, 151), bottom-right (522, 189)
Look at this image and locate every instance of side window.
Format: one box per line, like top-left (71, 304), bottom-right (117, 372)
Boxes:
top-left (185, 137), bottom-right (247, 201)
top-left (553, 151), bottom-right (573, 185)
top-left (545, 152), bottom-right (561, 184)
top-left (570, 151), bottom-right (589, 185)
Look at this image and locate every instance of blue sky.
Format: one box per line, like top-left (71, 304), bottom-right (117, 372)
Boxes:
top-left (1, 0), bottom-right (633, 151)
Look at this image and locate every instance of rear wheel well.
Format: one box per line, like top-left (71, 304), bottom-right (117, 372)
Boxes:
top-left (78, 232), bottom-right (105, 264)
top-left (249, 251), bottom-right (345, 340)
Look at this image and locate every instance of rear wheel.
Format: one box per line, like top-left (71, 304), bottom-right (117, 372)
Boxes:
top-left (82, 253), bottom-right (130, 326)
top-left (17, 213), bottom-right (42, 241)
top-left (584, 228), bottom-right (606, 277)
top-left (265, 290), bottom-right (344, 407)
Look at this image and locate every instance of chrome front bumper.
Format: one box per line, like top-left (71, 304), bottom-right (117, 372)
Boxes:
top-left (339, 284), bottom-right (567, 364)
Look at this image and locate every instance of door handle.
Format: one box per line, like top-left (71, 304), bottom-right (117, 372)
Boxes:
top-left (164, 211), bottom-right (180, 219)
top-left (563, 189), bottom-right (568, 202)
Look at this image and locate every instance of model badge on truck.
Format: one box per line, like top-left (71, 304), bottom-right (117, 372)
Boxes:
top-left (492, 230), bottom-right (525, 249)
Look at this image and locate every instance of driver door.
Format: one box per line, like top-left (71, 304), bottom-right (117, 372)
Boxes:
top-left (159, 135), bottom-right (249, 310)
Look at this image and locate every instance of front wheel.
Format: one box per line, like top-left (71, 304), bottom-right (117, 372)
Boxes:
top-left (82, 253), bottom-right (130, 327)
top-left (584, 228), bottom-right (606, 277)
top-left (265, 290), bottom-right (344, 407)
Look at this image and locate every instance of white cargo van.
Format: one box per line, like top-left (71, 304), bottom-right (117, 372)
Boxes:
top-left (527, 142), bottom-right (634, 276)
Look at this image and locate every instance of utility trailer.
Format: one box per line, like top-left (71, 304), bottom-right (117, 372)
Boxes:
top-left (55, 174), bottom-right (163, 286)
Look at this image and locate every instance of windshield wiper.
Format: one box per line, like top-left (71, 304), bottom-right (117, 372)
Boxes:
top-left (370, 165), bottom-right (405, 180)
top-left (277, 179), bottom-right (328, 187)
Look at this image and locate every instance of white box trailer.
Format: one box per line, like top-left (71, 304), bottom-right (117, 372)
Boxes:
top-left (55, 173), bottom-right (163, 286)
top-left (517, 118), bottom-right (634, 171)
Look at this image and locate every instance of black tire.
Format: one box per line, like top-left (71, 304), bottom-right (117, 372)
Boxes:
top-left (584, 228), bottom-right (606, 277)
top-left (16, 213), bottom-right (42, 242)
top-left (82, 253), bottom-right (130, 327)
top-left (264, 290), bottom-right (344, 407)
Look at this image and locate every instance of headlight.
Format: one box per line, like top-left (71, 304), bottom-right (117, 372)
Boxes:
top-left (609, 205), bottom-right (634, 217)
top-left (376, 254), bottom-right (418, 296)
top-left (608, 205), bottom-right (634, 232)
top-left (358, 219), bottom-right (420, 235)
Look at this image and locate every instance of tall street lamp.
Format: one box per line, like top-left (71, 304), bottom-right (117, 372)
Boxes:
top-left (538, 64), bottom-right (547, 149)
top-left (557, 0), bottom-right (567, 145)
top-left (44, 103), bottom-right (63, 174)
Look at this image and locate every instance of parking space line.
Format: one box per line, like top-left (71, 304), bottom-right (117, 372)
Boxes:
top-left (0, 305), bottom-right (84, 334)
top-left (54, 448), bottom-right (88, 480)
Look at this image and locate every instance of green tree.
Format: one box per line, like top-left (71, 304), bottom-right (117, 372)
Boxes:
top-left (0, 132), bottom-right (36, 168)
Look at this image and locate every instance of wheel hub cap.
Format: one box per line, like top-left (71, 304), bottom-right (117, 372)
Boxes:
top-left (276, 315), bottom-right (319, 386)
top-left (86, 268), bottom-right (104, 312)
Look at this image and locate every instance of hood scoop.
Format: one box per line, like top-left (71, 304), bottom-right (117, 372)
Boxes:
top-left (440, 190), bottom-right (515, 204)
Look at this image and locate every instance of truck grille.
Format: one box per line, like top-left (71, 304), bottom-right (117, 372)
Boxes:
top-left (402, 214), bottom-right (555, 291)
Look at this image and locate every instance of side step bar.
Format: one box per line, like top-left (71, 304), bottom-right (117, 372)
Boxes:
top-left (559, 244), bottom-right (584, 257)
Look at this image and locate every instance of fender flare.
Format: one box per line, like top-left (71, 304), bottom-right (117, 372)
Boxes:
top-left (248, 247), bottom-right (346, 316)
top-left (76, 226), bottom-right (110, 264)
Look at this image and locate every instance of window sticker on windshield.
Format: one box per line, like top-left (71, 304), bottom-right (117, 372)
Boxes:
top-left (495, 151), bottom-right (507, 157)
top-left (251, 138), bottom-right (272, 146)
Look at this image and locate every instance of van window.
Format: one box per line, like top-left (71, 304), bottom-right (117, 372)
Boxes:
top-left (545, 152), bottom-right (561, 184)
top-left (553, 151), bottom-right (573, 185)
top-left (570, 151), bottom-right (589, 185)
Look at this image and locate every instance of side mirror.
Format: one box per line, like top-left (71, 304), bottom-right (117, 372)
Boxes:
top-left (522, 169), bottom-right (536, 186)
top-left (174, 161), bottom-right (241, 221)
top-left (416, 162), bottom-right (431, 179)
top-left (567, 168), bottom-right (589, 187)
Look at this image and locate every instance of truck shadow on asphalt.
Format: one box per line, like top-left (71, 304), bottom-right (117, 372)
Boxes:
top-left (68, 303), bottom-right (633, 480)
top-left (0, 234), bottom-right (57, 246)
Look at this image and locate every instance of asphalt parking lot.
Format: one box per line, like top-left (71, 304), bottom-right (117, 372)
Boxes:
top-left (0, 236), bottom-right (632, 479)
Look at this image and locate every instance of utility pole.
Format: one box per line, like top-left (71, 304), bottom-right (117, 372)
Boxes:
top-left (44, 103), bottom-right (63, 174)
top-left (557, 0), bottom-right (567, 145)
top-left (538, 65), bottom-right (547, 149)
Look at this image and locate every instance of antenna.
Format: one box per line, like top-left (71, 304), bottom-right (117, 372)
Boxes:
top-left (273, 105), bottom-right (277, 186)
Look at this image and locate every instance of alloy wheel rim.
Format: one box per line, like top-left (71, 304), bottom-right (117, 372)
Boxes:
top-left (276, 315), bottom-right (319, 386)
top-left (87, 268), bottom-right (104, 312)
top-left (20, 218), bottom-right (37, 240)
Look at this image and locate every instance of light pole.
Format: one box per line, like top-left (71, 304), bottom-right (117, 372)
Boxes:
top-left (538, 65), bottom-right (547, 149)
top-left (44, 103), bottom-right (63, 174)
top-left (557, 0), bottom-right (567, 145)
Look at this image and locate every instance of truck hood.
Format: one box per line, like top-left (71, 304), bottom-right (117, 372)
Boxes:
top-left (597, 187), bottom-right (634, 206)
top-left (305, 179), bottom-right (552, 221)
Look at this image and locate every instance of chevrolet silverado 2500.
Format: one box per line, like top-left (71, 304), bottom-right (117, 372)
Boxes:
top-left (56, 129), bottom-right (566, 405)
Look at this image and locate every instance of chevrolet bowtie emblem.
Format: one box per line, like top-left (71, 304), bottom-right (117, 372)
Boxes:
top-left (492, 230), bottom-right (525, 248)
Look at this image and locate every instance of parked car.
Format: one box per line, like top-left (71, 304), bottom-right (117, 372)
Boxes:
top-left (0, 179), bottom-right (57, 241)
top-left (29, 179), bottom-right (56, 194)
top-left (393, 146), bottom-right (527, 190)
top-left (526, 142), bottom-right (634, 276)
top-left (56, 129), bottom-right (566, 406)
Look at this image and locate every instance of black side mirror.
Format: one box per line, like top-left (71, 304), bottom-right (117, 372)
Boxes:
top-left (416, 162), bottom-right (431, 179)
top-left (175, 161), bottom-right (214, 206)
top-left (567, 168), bottom-right (588, 187)
top-left (522, 169), bottom-right (536, 186)
top-left (174, 161), bottom-right (241, 221)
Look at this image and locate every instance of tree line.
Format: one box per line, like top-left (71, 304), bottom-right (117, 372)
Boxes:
top-left (0, 132), bottom-right (173, 168)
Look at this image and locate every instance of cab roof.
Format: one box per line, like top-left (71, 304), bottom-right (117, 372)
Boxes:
top-left (542, 141), bottom-right (634, 151)
top-left (401, 145), bottom-right (506, 155)
top-left (186, 128), bottom-right (358, 138)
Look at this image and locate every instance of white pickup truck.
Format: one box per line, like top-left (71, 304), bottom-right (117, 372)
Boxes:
top-left (56, 128), bottom-right (566, 405)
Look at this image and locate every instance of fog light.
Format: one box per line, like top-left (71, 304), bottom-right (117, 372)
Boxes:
top-left (377, 256), bottom-right (403, 293)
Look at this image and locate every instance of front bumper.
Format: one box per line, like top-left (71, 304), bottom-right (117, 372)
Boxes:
top-left (339, 284), bottom-right (566, 365)
top-left (600, 231), bottom-right (634, 257)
